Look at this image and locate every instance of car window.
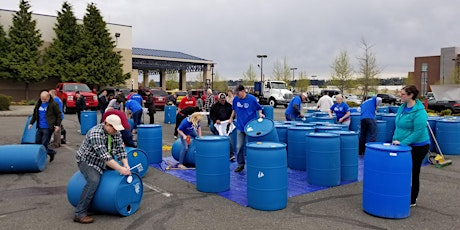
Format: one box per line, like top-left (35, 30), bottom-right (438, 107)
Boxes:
top-left (176, 92), bottom-right (186, 96)
top-left (152, 90), bottom-right (168, 96)
top-left (64, 84), bottom-right (91, 92)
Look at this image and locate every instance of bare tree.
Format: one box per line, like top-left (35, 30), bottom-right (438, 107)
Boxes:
top-left (330, 50), bottom-right (354, 93)
top-left (272, 60), bottom-right (283, 81)
top-left (357, 38), bottom-right (380, 98)
top-left (296, 70), bottom-right (310, 93)
top-left (243, 64), bottom-right (257, 85)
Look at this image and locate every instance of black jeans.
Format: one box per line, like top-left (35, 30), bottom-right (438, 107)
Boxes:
top-left (411, 144), bottom-right (429, 204)
top-left (359, 118), bottom-right (377, 155)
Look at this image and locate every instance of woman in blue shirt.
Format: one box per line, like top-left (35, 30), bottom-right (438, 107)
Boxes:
top-left (328, 94), bottom-right (351, 127)
top-left (177, 112), bottom-right (203, 169)
top-left (392, 85), bottom-right (429, 207)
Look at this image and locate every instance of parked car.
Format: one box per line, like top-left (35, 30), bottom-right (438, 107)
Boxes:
top-left (150, 88), bottom-right (168, 110)
top-left (320, 89), bottom-right (341, 96)
top-left (428, 98), bottom-right (460, 114)
top-left (166, 90), bottom-right (187, 105)
top-left (376, 93), bottom-right (400, 105)
top-left (99, 87), bottom-right (130, 99)
top-left (55, 82), bottom-right (98, 114)
top-left (343, 94), bottom-right (362, 105)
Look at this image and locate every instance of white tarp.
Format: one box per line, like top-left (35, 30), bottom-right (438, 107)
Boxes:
top-left (430, 85), bottom-right (460, 101)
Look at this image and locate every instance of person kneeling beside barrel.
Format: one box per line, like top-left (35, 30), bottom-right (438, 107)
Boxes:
top-left (177, 112), bottom-right (203, 169)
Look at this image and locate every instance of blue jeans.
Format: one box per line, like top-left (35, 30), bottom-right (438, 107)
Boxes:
top-left (132, 110), bottom-right (143, 129)
top-left (179, 130), bottom-right (198, 164)
top-left (35, 128), bottom-right (52, 152)
top-left (74, 161), bottom-right (102, 218)
top-left (359, 118), bottom-right (377, 155)
top-left (285, 114), bottom-right (297, 121)
top-left (235, 129), bottom-right (247, 166)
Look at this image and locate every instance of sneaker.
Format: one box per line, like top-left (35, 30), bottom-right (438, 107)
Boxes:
top-left (174, 136), bottom-right (178, 140)
top-left (410, 203), bottom-right (416, 207)
top-left (234, 165), bottom-right (244, 173)
top-left (230, 155), bottom-right (236, 162)
top-left (73, 216), bottom-right (94, 224)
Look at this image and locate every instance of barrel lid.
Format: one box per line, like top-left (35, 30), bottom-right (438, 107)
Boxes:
top-left (376, 120), bottom-right (387, 123)
top-left (437, 117), bottom-right (460, 123)
top-left (365, 142), bottom-right (411, 152)
top-left (382, 113), bottom-right (397, 117)
top-left (246, 141), bottom-right (286, 148)
top-left (275, 124), bottom-right (292, 128)
top-left (244, 118), bottom-right (275, 137)
top-left (195, 135), bottom-right (229, 141)
top-left (316, 126), bottom-right (341, 130)
top-left (288, 126), bottom-right (315, 131)
top-left (137, 124), bottom-right (162, 128)
top-left (329, 130), bottom-right (358, 135)
top-left (295, 123), bottom-right (315, 127)
top-left (428, 116), bottom-right (440, 121)
top-left (306, 132), bottom-right (339, 137)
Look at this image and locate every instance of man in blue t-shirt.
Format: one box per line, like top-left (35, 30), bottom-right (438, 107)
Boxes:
top-left (359, 96), bottom-right (382, 155)
top-left (229, 85), bottom-right (264, 173)
top-left (130, 90), bottom-right (143, 107)
top-left (125, 99), bottom-right (143, 133)
top-left (285, 93), bottom-right (307, 121)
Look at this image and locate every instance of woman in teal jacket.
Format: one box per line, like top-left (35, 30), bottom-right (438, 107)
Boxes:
top-left (392, 85), bottom-right (429, 207)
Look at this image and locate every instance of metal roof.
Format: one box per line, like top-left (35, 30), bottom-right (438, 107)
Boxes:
top-left (132, 47), bottom-right (208, 61)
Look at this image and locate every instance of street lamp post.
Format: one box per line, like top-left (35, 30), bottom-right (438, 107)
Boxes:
top-left (257, 55), bottom-right (267, 83)
top-left (290, 67), bottom-right (297, 81)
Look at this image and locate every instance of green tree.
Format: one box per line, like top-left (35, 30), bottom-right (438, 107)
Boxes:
top-left (357, 38), bottom-right (380, 98)
top-left (212, 72), bottom-right (228, 92)
top-left (296, 71), bottom-right (310, 93)
top-left (78, 3), bottom-right (129, 89)
top-left (243, 64), bottom-right (257, 85)
top-left (45, 1), bottom-right (84, 82)
top-left (166, 72), bottom-right (179, 90)
top-left (5, 0), bottom-right (45, 100)
top-left (330, 50), bottom-right (354, 93)
top-left (0, 24), bottom-right (10, 79)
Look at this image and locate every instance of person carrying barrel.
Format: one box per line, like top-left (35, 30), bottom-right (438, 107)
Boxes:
top-left (73, 114), bottom-right (131, 224)
top-left (285, 92), bottom-right (307, 121)
top-left (177, 112), bottom-right (203, 169)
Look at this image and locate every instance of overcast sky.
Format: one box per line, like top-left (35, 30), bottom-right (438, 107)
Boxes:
top-left (2, 0), bottom-right (460, 80)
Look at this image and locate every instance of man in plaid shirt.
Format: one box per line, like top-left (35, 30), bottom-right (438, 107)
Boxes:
top-left (73, 114), bottom-right (131, 224)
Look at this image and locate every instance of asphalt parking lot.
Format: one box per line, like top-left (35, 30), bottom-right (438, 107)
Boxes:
top-left (0, 105), bottom-right (459, 230)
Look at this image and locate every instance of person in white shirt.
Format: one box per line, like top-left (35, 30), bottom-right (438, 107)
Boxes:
top-left (316, 92), bottom-right (334, 112)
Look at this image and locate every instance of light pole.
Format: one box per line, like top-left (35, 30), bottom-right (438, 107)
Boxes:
top-left (311, 75), bottom-right (317, 94)
top-left (210, 64), bottom-right (215, 89)
top-left (290, 67), bottom-right (297, 81)
top-left (257, 55), bottom-right (267, 83)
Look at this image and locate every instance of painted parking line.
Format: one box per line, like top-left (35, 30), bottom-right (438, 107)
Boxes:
top-left (143, 182), bottom-right (173, 197)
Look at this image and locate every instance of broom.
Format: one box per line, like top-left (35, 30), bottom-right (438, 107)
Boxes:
top-left (427, 122), bottom-right (452, 168)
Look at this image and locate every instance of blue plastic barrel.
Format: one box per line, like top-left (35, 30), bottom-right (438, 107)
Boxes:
top-left (314, 112), bottom-right (329, 117)
top-left (171, 138), bottom-right (197, 166)
top-left (295, 123), bottom-right (315, 127)
top-left (315, 126), bottom-right (341, 133)
top-left (376, 120), bottom-right (387, 142)
top-left (306, 109), bottom-right (318, 114)
top-left (164, 105), bottom-right (177, 124)
top-left (247, 142), bottom-right (287, 211)
top-left (377, 106), bottom-right (389, 113)
top-left (427, 116), bottom-right (440, 152)
top-left (287, 126), bottom-right (315, 170)
top-left (349, 112), bottom-right (361, 132)
top-left (124, 147), bottom-right (149, 177)
top-left (330, 131), bottom-right (359, 181)
top-left (67, 170), bottom-right (143, 216)
top-left (195, 136), bottom-right (230, 192)
top-left (306, 133), bottom-right (341, 186)
top-left (244, 118), bottom-right (279, 143)
top-left (363, 143), bottom-right (412, 219)
top-left (327, 123), bottom-right (349, 131)
top-left (275, 124), bottom-right (292, 144)
top-left (128, 119), bottom-right (134, 132)
top-left (315, 116), bottom-right (336, 124)
top-left (382, 114), bottom-right (396, 142)
top-left (80, 111), bottom-right (97, 135)
top-left (375, 113), bottom-right (383, 120)
top-left (21, 115), bottom-right (37, 144)
top-left (261, 105), bottom-right (274, 120)
top-left (436, 118), bottom-right (460, 155)
top-left (137, 124), bottom-right (162, 164)
top-left (349, 107), bottom-right (359, 113)
top-left (389, 106), bottom-right (400, 113)
top-left (0, 144), bottom-right (47, 173)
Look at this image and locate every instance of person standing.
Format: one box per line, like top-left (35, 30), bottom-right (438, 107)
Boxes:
top-left (49, 89), bottom-right (64, 148)
top-left (392, 85), bottom-right (429, 207)
top-left (178, 91), bottom-right (196, 111)
top-left (28, 90), bottom-right (62, 162)
top-left (173, 106), bottom-right (200, 139)
top-left (144, 90), bottom-right (156, 124)
top-left (204, 88), bottom-right (215, 126)
top-left (228, 85), bottom-right (264, 173)
top-left (226, 89), bottom-right (234, 105)
top-left (210, 93), bottom-right (235, 161)
top-left (285, 92), bottom-right (307, 121)
top-left (358, 96), bottom-right (382, 155)
top-left (328, 94), bottom-right (351, 127)
top-left (130, 89), bottom-right (143, 107)
top-left (75, 91), bottom-right (86, 126)
top-left (316, 92), bottom-right (334, 112)
top-left (73, 114), bottom-right (131, 224)
top-left (98, 90), bottom-right (108, 122)
top-left (167, 93), bottom-right (177, 106)
top-left (177, 112), bottom-right (203, 169)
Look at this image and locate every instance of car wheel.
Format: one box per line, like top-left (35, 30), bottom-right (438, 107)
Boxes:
top-left (269, 99), bottom-right (277, 108)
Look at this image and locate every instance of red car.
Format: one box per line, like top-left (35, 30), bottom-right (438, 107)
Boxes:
top-left (56, 82), bottom-right (98, 114)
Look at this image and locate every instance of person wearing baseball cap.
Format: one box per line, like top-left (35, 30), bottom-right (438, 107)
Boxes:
top-left (73, 114), bottom-right (131, 224)
top-left (285, 92), bottom-right (308, 121)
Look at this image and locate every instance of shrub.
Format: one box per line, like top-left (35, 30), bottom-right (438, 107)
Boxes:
top-left (0, 94), bottom-right (12, 111)
top-left (347, 101), bottom-right (360, 107)
top-left (440, 109), bottom-right (452, 116)
top-left (27, 100), bottom-right (36, 105)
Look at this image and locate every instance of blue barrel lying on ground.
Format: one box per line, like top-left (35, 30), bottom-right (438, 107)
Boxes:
top-left (287, 126), bottom-right (315, 170)
top-left (67, 170), bottom-right (143, 216)
top-left (376, 120), bottom-right (387, 142)
top-left (195, 136), bottom-right (230, 193)
top-left (306, 133), bottom-right (341, 186)
top-left (0, 144), bottom-right (47, 173)
top-left (21, 115), bottom-right (37, 144)
top-left (261, 105), bottom-right (274, 120)
top-left (164, 105), bottom-right (177, 124)
top-left (330, 131), bottom-right (359, 181)
top-left (244, 118), bottom-right (279, 143)
top-left (80, 111), bottom-right (97, 135)
top-left (124, 147), bottom-right (149, 177)
top-left (436, 118), bottom-right (460, 155)
top-left (137, 124), bottom-right (162, 164)
top-left (171, 138), bottom-right (197, 166)
top-left (247, 142), bottom-right (287, 211)
top-left (363, 143), bottom-right (412, 219)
